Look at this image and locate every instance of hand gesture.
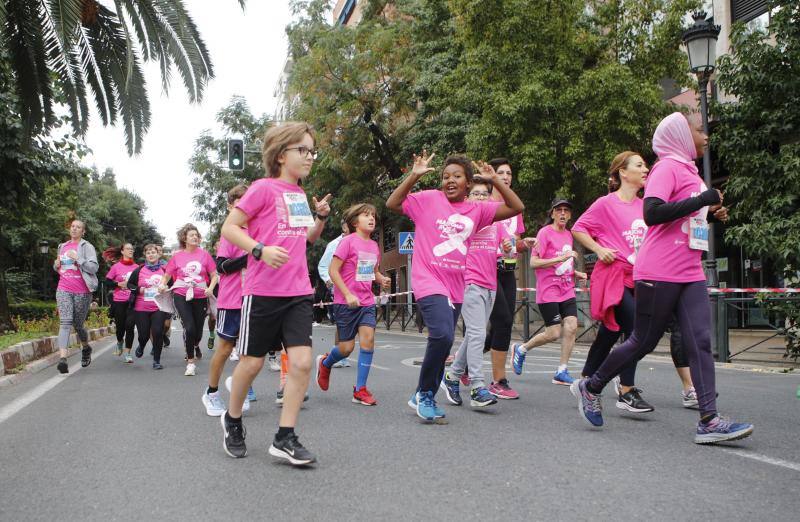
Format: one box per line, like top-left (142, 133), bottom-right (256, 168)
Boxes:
top-left (471, 161), bottom-right (499, 185)
top-left (158, 284), bottom-right (168, 294)
top-left (261, 246), bottom-right (290, 269)
top-left (596, 246), bottom-right (617, 264)
top-left (312, 193), bottom-right (332, 217)
top-left (411, 150), bottom-right (436, 178)
top-left (501, 238), bottom-right (513, 253)
top-left (379, 274), bottom-right (391, 290)
top-left (345, 293), bottom-right (360, 309)
top-left (66, 250), bottom-right (78, 261)
top-left (711, 205), bottom-right (729, 222)
top-left (522, 237), bottom-right (537, 250)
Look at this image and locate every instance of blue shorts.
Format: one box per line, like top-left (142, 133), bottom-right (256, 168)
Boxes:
top-left (332, 304), bottom-right (376, 341)
top-left (216, 308), bottom-right (241, 342)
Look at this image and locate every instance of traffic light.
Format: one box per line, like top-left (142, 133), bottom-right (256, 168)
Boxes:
top-left (228, 139), bottom-right (244, 170)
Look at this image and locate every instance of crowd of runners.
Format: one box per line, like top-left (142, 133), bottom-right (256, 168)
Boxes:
top-left (52, 112), bottom-right (754, 467)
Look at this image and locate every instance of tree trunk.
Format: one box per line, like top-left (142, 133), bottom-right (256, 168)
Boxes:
top-left (0, 269), bottom-right (17, 332)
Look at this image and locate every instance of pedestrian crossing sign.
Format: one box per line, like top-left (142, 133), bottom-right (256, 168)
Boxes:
top-left (398, 232), bottom-right (414, 254)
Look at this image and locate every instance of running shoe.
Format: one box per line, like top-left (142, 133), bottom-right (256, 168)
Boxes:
top-left (682, 387), bottom-right (699, 409)
top-left (416, 391), bottom-right (439, 421)
top-left (440, 372), bottom-right (462, 406)
top-left (135, 345), bottom-right (144, 358)
top-left (207, 335), bottom-right (215, 350)
top-left (433, 401), bottom-right (446, 418)
top-left (511, 344), bottom-right (526, 375)
top-left (220, 412), bottom-right (247, 458)
top-left (316, 354), bottom-right (331, 391)
top-left (229, 351), bottom-right (239, 362)
top-left (225, 376), bottom-right (250, 414)
top-left (570, 379), bottom-right (603, 427)
top-left (114, 341), bottom-right (123, 356)
top-left (247, 387), bottom-right (257, 402)
top-left (269, 432), bottom-right (316, 466)
top-left (352, 386), bottom-right (377, 406)
top-left (185, 363), bottom-right (196, 376)
top-left (203, 391), bottom-right (226, 416)
top-left (268, 354), bottom-right (280, 372)
top-left (80, 345), bottom-right (92, 367)
top-left (163, 334), bottom-right (170, 347)
top-left (333, 358), bottom-right (350, 368)
top-left (470, 387), bottom-right (498, 408)
top-left (407, 391), bottom-right (418, 410)
top-left (488, 379), bottom-right (519, 400)
top-left (195, 346), bottom-right (202, 359)
top-left (57, 359), bottom-right (68, 374)
top-left (552, 369), bottom-right (574, 385)
top-left (694, 415), bottom-right (754, 444)
top-left (616, 388), bottom-right (655, 413)
top-left (612, 376), bottom-right (621, 396)
top-left (152, 362), bottom-right (163, 370)
top-left (124, 353), bottom-right (133, 364)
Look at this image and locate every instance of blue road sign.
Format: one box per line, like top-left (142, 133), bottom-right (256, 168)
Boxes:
top-left (398, 232), bottom-right (414, 254)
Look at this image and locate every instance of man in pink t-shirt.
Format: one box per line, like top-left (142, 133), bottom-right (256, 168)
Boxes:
top-left (512, 199), bottom-right (587, 386)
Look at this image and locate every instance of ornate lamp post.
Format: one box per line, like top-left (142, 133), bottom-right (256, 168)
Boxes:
top-left (39, 240), bottom-right (50, 298)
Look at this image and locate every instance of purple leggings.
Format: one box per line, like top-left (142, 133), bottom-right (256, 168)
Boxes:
top-left (587, 280), bottom-right (717, 417)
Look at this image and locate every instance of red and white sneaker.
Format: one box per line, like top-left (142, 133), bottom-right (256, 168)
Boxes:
top-left (488, 379), bottom-right (519, 400)
top-left (316, 354), bottom-right (331, 391)
top-left (352, 386), bottom-right (377, 406)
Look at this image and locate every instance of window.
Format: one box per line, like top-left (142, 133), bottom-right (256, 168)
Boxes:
top-left (731, 0), bottom-right (769, 24)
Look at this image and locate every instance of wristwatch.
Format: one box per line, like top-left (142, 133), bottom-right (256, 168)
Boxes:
top-left (251, 242), bottom-right (264, 260)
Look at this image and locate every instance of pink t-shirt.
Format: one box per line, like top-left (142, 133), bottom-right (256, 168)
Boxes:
top-left (135, 266), bottom-right (165, 312)
top-left (165, 248), bottom-right (216, 297)
top-left (572, 193), bottom-right (648, 266)
top-left (465, 223), bottom-right (508, 291)
top-left (216, 236), bottom-right (246, 310)
top-left (496, 213), bottom-right (525, 257)
top-left (635, 158), bottom-right (708, 283)
top-left (333, 233), bottom-right (381, 307)
top-left (402, 190), bottom-right (500, 303)
top-left (236, 178), bottom-right (314, 297)
top-left (57, 241), bottom-right (90, 294)
top-left (534, 225), bottom-right (576, 304)
top-left (106, 261), bottom-right (138, 302)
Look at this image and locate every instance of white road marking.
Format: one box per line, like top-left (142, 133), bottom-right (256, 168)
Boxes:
top-left (721, 448), bottom-right (800, 473)
top-left (0, 340), bottom-right (114, 425)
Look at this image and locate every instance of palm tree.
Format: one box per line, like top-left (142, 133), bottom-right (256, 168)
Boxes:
top-left (0, 0), bottom-right (245, 154)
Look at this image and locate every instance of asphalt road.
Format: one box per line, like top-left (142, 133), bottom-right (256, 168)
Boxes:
top-left (1, 323), bottom-right (799, 521)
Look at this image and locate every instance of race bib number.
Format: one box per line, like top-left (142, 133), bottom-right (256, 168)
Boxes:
top-left (60, 255), bottom-right (77, 271)
top-left (144, 287), bottom-right (157, 302)
top-left (688, 217), bottom-right (709, 251)
top-left (356, 260), bottom-right (376, 282)
top-left (282, 193), bottom-right (314, 228)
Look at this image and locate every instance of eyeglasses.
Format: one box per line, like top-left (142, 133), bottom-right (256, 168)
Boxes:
top-left (469, 191), bottom-right (490, 198)
top-left (284, 146), bottom-right (318, 160)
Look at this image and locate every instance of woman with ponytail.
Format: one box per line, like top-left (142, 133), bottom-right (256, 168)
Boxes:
top-left (104, 243), bottom-right (138, 361)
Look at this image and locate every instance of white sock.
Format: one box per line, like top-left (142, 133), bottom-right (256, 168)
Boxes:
top-left (557, 364), bottom-right (567, 373)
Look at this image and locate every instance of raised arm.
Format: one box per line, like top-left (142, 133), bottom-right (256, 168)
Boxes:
top-left (472, 161), bottom-right (524, 221)
top-left (386, 151), bottom-right (435, 214)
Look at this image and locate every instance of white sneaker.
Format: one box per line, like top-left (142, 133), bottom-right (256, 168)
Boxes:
top-left (268, 355), bottom-right (280, 372)
top-left (333, 358), bottom-right (351, 368)
top-left (202, 391), bottom-right (226, 416)
top-left (229, 351), bottom-right (239, 362)
top-left (682, 386), bottom-right (699, 409)
top-left (612, 376), bottom-right (621, 396)
top-left (185, 363), bottom-right (196, 376)
top-left (225, 375), bottom-right (250, 414)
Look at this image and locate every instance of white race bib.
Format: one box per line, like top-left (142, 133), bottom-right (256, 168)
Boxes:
top-left (60, 255), bottom-right (77, 271)
top-left (282, 193), bottom-right (315, 228)
top-left (688, 217), bottom-right (709, 251)
top-left (356, 260), bottom-right (376, 282)
top-left (144, 287), bottom-right (157, 302)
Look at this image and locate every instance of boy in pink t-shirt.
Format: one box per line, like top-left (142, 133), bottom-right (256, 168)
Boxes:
top-left (316, 203), bottom-right (390, 406)
top-left (441, 181), bottom-right (511, 409)
top-left (220, 122), bottom-right (330, 465)
top-left (386, 153), bottom-right (524, 422)
top-left (512, 199), bottom-right (587, 386)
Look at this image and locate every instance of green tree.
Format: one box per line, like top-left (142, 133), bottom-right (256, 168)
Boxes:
top-left (0, 0), bottom-right (243, 154)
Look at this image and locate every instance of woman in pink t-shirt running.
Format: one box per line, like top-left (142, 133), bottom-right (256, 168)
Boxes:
top-left (103, 242), bottom-right (138, 361)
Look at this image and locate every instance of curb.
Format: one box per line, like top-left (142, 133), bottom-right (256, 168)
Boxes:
top-left (0, 326), bottom-right (115, 380)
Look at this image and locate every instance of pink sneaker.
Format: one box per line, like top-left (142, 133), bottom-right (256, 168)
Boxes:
top-left (488, 379), bottom-right (519, 400)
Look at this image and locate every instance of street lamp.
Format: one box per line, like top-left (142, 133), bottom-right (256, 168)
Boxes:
top-left (39, 240), bottom-right (49, 298)
top-left (682, 11), bottom-right (721, 286)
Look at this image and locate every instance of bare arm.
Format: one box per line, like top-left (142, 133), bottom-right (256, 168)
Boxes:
top-left (572, 231), bottom-right (616, 264)
top-left (306, 194), bottom-right (332, 244)
top-left (530, 251), bottom-right (574, 269)
top-left (222, 207), bottom-right (290, 270)
top-left (330, 256), bottom-right (358, 307)
top-left (386, 152), bottom-right (435, 214)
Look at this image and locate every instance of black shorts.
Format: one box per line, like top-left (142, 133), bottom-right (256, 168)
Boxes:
top-left (332, 304), bottom-right (376, 341)
top-left (238, 295), bottom-right (313, 357)
top-left (216, 308), bottom-right (241, 342)
top-left (538, 298), bottom-right (578, 327)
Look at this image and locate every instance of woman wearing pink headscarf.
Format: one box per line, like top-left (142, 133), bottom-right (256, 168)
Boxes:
top-left (571, 112), bottom-right (753, 444)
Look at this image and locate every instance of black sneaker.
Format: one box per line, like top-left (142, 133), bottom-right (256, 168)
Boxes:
top-left (135, 345), bottom-right (144, 358)
top-left (616, 388), bottom-right (654, 413)
top-left (57, 359), bottom-right (69, 374)
top-left (269, 433), bottom-right (316, 466)
top-left (152, 362), bottom-right (164, 370)
top-left (80, 346), bottom-right (92, 367)
top-left (163, 335), bottom-right (170, 347)
top-left (195, 346), bottom-right (202, 359)
top-left (220, 412), bottom-right (247, 458)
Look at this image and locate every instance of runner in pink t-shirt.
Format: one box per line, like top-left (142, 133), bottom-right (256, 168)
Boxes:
top-left (574, 113), bottom-right (753, 444)
top-left (512, 199), bottom-right (587, 386)
top-left (317, 203), bottom-right (390, 406)
top-left (103, 243), bottom-right (137, 359)
top-left (130, 244), bottom-right (169, 369)
top-left (386, 152), bottom-right (524, 421)
top-left (220, 122), bottom-right (330, 465)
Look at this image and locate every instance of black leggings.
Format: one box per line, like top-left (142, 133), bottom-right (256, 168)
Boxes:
top-left (582, 287), bottom-right (637, 386)
top-left (112, 301), bottom-right (136, 348)
top-left (135, 310), bottom-right (169, 363)
top-left (484, 269), bottom-right (517, 352)
top-left (173, 294), bottom-right (208, 360)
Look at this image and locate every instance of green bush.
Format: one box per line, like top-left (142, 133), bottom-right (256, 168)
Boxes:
top-left (10, 301), bottom-right (56, 320)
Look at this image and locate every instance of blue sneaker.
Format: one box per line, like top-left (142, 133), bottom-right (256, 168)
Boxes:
top-left (695, 415), bottom-right (754, 444)
top-left (570, 379), bottom-right (603, 427)
top-left (408, 392), bottom-right (418, 410)
top-left (470, 387), bottom-right (497, 408)
top-left (247, 387), bottom-right (257, 402)
top-left (416, 391), bottom-right (438, 421)
top-left (440, 372), bottom-right (462, 406)
top-left (432, 400), bottom-right (446, 418)
top-left (552, 368), bottom-right (574, 385)
top-left (512, 344), bottom-right (526, 375)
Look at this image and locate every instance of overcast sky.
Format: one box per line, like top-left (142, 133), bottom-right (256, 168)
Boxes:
top-left (82, 1), bottom-right (296, 246)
